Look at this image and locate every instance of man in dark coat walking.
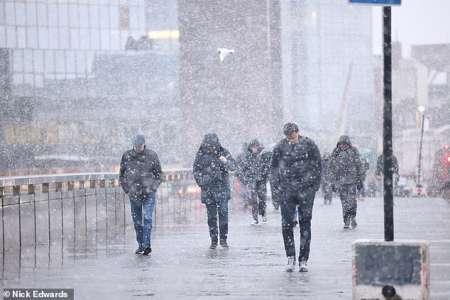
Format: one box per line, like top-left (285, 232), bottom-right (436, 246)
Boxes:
top-left (271, 122), bottom-right (322, 272)
top-left (236, 139), bottom-right (270, 225)
top-left (119, 134), bottom-right (162, 255)
top-left (376, 153), bottom-right (400, 196)
top-left (329, 135), bottom-right (363, 230)
top-left (193, 133), bottom-right (236, 249)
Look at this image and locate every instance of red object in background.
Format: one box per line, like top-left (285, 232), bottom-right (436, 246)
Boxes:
top-left (432, 146), bottom-right (450, 189)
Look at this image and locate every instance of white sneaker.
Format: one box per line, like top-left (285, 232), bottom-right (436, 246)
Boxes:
top-left (286, 256), bottom-right (295, 272)
top-left (299, 261), bottom-right (308, 272)
top-left (262, 216), bottom-right (267, 223)
top-left (251, 219), bottom-right (259, 226)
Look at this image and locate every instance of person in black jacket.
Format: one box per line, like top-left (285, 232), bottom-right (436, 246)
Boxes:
top-left (236, 139), bottom-right (270, 225)
top-left (193, 133), bottom-right (236, 249)
top-left (119, 134), bottom-right (162, 255)
top-left (329, 135), bottom-right (363, 230)
top-left (271, 122), bottom-right (322, 272)
top-left (321, 152), bottom-right (333, 205)
top-left (236, 142), bottom-right (250, 210)
top-left (376, 153), bottom-right (400, 196)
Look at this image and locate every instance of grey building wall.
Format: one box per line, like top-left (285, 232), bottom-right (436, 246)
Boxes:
top-left (178, 0), bottom-right (283, 161)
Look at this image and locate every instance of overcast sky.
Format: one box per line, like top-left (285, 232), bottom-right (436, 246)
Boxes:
top-left (372, 0), bottom-right (450, 55)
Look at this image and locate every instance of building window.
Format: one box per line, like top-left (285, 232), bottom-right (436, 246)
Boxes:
top-left (15, 2), bottom-right (27, 26)
top-left (38, 27), bottom-right (49, 49)
top-left (48, 4), bottom-right (58, 27)
top-left (0, 3), bottom-right (5, 25)
top-left (70, 28), bottom-right (80, 49)
top-left (5, 2), bottom-right (15, 25)
top-left (37, 3), bottom-right (48, 27)
top-left (89, 5), bottom-right (100, 28)
top-left (34, 50), bottom-right (44, 73)
top-left (0, 26), bottom-right (6, 47)
top-left (24, 49), bottom-right (33, 73)
top-left (6, 26), bottom-right (16, 48)
top-left (27, 27), bottom-right (38, 48)
top-left (17, 27), bottom-right (26, 48)
top-left (26, 2), bottom-right (37, 26)
top-left (59, 4), bottom-right (69, 27)
top-left (69, 4), bottom-right (80, 28)
top-left (44, 50), bottom-right (55, 73)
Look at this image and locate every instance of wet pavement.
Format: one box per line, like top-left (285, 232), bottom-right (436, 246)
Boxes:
top-left (1, 196), bottom-right (450, 299)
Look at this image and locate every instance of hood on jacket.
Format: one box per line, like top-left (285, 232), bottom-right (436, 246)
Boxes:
top-left (337, 135), bottom-right (352, 147)
top-left (248, 139), bottom-right (264, 154)
top-left (200, 133), bottom-right (222, 154)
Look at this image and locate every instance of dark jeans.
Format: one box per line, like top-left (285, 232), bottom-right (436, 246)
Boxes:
top-left (322, 182), bottom-right (333, 204)
top-left (204, 189), bottom-right (229, 242)
top-left (246, 182), bottom-right (267, 221)
top-left (338, 184), bottom-right (358, 223)
top-left (129, 192), bottom-right (156, 248)
top-left (280, 188), bottom-right (315, 262)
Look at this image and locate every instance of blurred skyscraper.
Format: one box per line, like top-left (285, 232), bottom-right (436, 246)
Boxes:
top-left (281, 0), bottom-right (375, 151)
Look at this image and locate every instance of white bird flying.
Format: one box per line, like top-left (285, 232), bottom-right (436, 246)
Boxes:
top-left (217, 48), bottom-right (235, 62)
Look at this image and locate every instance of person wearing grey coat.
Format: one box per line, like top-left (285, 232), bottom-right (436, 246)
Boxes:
top-left (329, 135), bottom-right (363, 230)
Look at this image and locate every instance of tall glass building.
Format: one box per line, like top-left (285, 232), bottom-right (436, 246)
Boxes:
top-left (0, 0), bottom-right (146, 94)
top-left (281, 0), bottom-right (375, 151)
top-left (0, 0), bottom-right (182, 173)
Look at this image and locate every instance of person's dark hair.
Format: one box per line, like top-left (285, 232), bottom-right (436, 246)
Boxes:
top-left (283, 122), bottom-right (299, 136)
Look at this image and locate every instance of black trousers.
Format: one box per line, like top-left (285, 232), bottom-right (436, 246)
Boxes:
top-left (248, 182), bottom-right (267, 221)
top-left (205, 190), bottom-right (229, 242)
top-left (280, 188), bottom-right (316, 262)
top-left (338, 184), bottom-right (358, 224)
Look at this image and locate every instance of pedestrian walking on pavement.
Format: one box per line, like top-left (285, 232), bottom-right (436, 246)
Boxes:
top-left (376, 152), bottom-right (400, 196)
top-left (236, 139), bottom-right (270, 225)
top-left (271, 122), bottom-right (322, 272)
top-left (193, 133), bottom-right (236, 249)
top-left (321, 152), bottom-right (334, 205)
top-left (119, 133), bottom-right (162, 255)
top-left (329, 135), bottom-right (363, 230)
top-left (236, 142), bottom-right (251, 210)
top-left (359, 157), bottom-right (370, 198)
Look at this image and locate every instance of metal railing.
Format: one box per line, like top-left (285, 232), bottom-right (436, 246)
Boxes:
top-left (0, 170), bottom-right (203, 255)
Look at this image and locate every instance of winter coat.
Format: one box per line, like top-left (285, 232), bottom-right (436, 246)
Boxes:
top-left (236, 140), bottom-right (270, 186)
top-left (271, 136), bottom-right (322, 192)
top-left (321, 155), bottom-right (334, 186)
top-left (259, 151), bottom-right (272, 184)
top-left (119, 147), bottom-right (162, 196)
top-left (193, 133), bottom-right (236, 203)
top-left (329, 136), bottom-right (363, 187)
top-left (376, 154), bottom-right (399, 177)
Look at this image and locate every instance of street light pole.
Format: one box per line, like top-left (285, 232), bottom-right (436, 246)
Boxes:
top-left (383, 6), bottom-right (394, 242)
top-left (417, 109), bottom-right (425, 195)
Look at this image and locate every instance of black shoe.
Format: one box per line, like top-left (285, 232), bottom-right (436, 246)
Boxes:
top-left (142, 246), bottom-right (152, 256)
top-left (351, 217), bottom-right (358, 229)
top-left (135, 247), bottom-right (145, 255)
top-left (210, 240), bottom-right (218, 249)
top-left (344, 216), bottom-right (350, 229)
top-left (220, 239), bottom-right (229, 248)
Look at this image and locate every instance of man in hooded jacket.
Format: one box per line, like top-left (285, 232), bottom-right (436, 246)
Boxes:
top-left (193, 133), bottom-right (236, 249)
top-left (119, 134), bottom-right (162, 255)
top-left (236, 139), bottom-right (270, 224)
top-left (329, 135), bottom-right (363, 230)
top-left (271, 122), bottom-right (322, 272)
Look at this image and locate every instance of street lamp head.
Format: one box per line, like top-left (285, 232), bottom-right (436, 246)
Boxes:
top-left (418, 105), bottom-right (425, 113)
